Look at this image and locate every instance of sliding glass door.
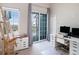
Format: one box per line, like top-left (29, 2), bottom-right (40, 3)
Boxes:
top-left (40, 14), bottom-right (47, 40)
top-left (32, 12), bottom-right (47, 42)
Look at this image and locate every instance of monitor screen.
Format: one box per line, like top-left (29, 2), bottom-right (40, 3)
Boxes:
top-left (60, 26), bottom-right (70, 33)
top-left (72, 28), bottom-right (79, 37)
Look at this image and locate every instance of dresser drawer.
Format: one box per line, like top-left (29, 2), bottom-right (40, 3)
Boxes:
top-left (22, 39), bottom-right (28, 43)
top-left (71, 40), bottom-right (79, 45)
top-left (22, 37), bottom-right (28, 41)
top-left (70, 51), bottom-right (79, 55)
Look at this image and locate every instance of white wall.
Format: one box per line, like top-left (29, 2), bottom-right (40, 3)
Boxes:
top-left (50, 4), bottom-right (56, 35)
top-left (0, 3), bottom-right (28, 35)
top-left (0, 3), bottom-right (50, 35)
top-left (50, 3), bottom-right (79, 34)
top-left (32, 3), bottom-right (50, 14)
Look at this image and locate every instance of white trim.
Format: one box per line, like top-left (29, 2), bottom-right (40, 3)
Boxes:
top-left (39, 13), bottom-right (40, 41)
top-left (46, 13), bottom-right (48, 40)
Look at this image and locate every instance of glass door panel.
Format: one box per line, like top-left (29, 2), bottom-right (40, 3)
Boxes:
top-left (32, 12), bottom-right (39, 42)
top-left (40, 14), bottom-right (47, 40)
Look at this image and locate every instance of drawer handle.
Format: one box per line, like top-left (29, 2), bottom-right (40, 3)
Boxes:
top-left (72, 41), bottom-right (77, 43)
top-left (23, 42), bottom-right (26, 43)
top-left (73, 46), bottom-right (77, 48)
top-left (24, 46), bottom-right (26, 47)
top-left (73, 43), bottom-right (77, 45)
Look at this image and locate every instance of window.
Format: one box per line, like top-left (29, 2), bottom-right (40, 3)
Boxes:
top-left (5, 9), bottom-right (20, 33)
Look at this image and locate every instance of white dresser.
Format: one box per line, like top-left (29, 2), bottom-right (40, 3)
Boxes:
top-left (14, 37), bottom-right (29, 51)
top-left (70, 37), bottom-right (79, 55)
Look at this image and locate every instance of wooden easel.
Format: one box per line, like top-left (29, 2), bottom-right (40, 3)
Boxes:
top-left (0, 6), bottom-right (16, 55)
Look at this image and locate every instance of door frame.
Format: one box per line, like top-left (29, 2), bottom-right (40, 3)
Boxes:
top-left (32, 12), bottom-right (48, 42)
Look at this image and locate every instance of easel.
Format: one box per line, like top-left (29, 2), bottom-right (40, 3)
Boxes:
top-left (0, 6), bottom-right (16, 55)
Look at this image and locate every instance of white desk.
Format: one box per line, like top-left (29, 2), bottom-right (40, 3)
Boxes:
top-left (56, 33), bottom-right (79, 55)
top-left (56, 33), bottom-right (70, 46)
